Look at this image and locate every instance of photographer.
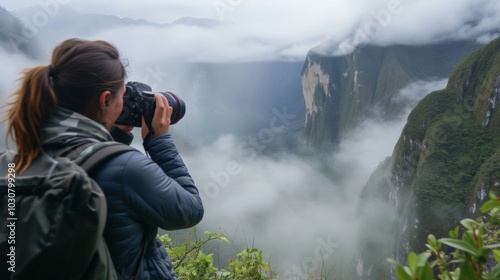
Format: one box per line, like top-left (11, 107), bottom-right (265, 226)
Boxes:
top-left (4, 38), bottom-right (204, 279)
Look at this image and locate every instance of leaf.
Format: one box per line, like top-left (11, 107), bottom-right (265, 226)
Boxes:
top-left (494, 250), bottom-right (500, 263)
top-left (262, 262), bottom-right (271, 271)
top-left (449, 227), bottom-right (460, 239)
top-left (414, 253), bottom-right (432, 280)
top-left (407, 252), bottom-right (418, 273)
top-left (420, 262), bottom-right (434, 280)
top-left (458, 260), bottom-right (475, 280)
top-left (171, 245), bottom-right (187, 256)
top-left (462, 230), bottom-right (477, 248)
top-left (425, 244), bottom-right (435, 251)
top-left (395, 265), bottom-right (413, 280)
top-left (489, 191), bottom-right (498, 200)
top-left (417, 252), bottom-right (431, 267)
top-left (460, 218), bottom-right (480, 230)
top-left (489, 208), bottom-right (500, 225)
top-left (481, 199), bottom-right (500, 213)
top-left (490, 264), bottom-right (500, 278)
top-left (439, 238), bottom-right (478, 256)
top-left (387, 258), bottom-right (398, 265)
top-left (428, 234), bottom-right (437, 243)
top-left (485, 243), bottom-right (500, 249)
top-left (204, 231), bottom-right (218, 239)
top-left (219, 235), bottom-right (231, 244)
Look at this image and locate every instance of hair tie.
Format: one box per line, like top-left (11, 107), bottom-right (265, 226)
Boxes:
top-left (48, 64), bottom-right (57, 77)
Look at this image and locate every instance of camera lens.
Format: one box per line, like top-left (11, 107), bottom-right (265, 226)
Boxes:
top-left (160, 91), bottom-right (186, 125)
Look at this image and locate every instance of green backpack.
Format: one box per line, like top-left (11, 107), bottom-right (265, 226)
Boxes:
top-left (0, 142), bottom-right (135, 280)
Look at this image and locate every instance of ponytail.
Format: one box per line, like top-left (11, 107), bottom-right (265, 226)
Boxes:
top-left (4, 65), bottom-right (57, 173)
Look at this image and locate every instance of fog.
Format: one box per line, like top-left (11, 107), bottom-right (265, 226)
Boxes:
top-left (2, 0), bottom-right (498, 62)
top-left (0, 50), bottom-right (38, 149)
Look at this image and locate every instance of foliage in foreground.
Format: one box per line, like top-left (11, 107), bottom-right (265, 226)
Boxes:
top-left (390, 191), bottom-right (500, 280)
top-left (159, 229), bottom-right (276, 280)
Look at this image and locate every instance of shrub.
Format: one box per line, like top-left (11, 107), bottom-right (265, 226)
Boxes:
top-left (159, 228), bottom-right (276, 280)
top-left (389, 191), bottom-right (500, 279)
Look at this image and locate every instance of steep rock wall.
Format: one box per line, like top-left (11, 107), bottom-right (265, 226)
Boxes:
top-left (356, 37), bottom-right (500, 279)
top-left (301, 41), bottom-right (482, 148)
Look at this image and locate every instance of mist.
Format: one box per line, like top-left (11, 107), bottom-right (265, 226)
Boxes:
top-left (0, 48), bottom-right (37, 150)
top-left (2, 0), bottom-right (498, 63)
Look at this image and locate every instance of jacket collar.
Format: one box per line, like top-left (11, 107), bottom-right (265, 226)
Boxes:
top-left (41, 106), bottom-right (113, 153)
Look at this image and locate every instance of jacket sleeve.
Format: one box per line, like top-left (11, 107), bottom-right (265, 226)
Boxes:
top-left (120, 133), bottom-right (204, 230)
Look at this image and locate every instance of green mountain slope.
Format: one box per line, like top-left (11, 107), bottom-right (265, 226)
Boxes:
top-left (356, 36), bottom-right (500, 279)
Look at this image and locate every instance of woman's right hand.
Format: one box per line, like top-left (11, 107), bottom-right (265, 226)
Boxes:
top-left (142, 93), bottom-right (173, 140)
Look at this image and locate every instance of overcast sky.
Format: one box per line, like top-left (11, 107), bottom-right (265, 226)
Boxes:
top-left (1, 0), bottom-right (499, 63)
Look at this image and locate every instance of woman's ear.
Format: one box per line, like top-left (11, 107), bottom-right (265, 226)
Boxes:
top-left (99, 90), bottom-right (112, 111)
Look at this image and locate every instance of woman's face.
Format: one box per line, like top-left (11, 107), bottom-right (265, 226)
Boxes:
top-left (104, 84), bottom-right (126, 129)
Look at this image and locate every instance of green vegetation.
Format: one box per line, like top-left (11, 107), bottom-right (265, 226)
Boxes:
top-left (390, 192), bottom-right (500, 280)
top-left (383, 37), bottom-right (500, 251)
top-left (447, 36), bottom-right (500, 127)
top-left (159, 229), bottom-right (276, 280)
top-left (161, 229), bottom-right (341, 279)
top-left (357, 37), bottom-right (500, 278)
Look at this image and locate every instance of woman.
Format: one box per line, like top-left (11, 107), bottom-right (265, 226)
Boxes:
top-left (5, 38), bottom-right (204, 279)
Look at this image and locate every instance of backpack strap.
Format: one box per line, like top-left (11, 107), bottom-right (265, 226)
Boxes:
top-left (73, 142), bottom-right (149, 279)
top-left (134, 234), bottom-right (153, 280)
top-left (74, 142), bottom-right (137, 173)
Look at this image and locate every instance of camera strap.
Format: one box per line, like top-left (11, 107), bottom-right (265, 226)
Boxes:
top-left (144, 130), bottom-right (155, 142)
top-left (143, 101), bottom-right (156, 148)
top-left (143, 128), bottom-right (155, 157)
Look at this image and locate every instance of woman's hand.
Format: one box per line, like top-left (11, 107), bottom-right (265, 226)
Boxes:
top-left (142, 93), bottom-right (172, 140)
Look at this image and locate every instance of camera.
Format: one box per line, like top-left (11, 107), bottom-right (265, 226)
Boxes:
top-left (116, 81), bottom-right (186, 127)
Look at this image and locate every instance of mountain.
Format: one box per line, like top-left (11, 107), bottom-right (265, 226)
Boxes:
top-left (301, 41), bottom-right (482, 148)
top-left (355, 36), bottom-right (500, 279)
top-left (8, 5), bottom-right (169, 47)
top-left (171, 16), bottom-right (221, 28)
top-left (0, 6), bottom-right (40, 58)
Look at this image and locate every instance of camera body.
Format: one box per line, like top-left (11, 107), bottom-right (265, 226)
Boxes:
top-left (116, 81), bottom-right (185, 127)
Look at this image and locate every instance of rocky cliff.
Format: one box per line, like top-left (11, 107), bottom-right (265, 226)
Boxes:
top-left (356, 36), bottom-right (500, 279)
top-left (301, 41), bottom-right (481, 148)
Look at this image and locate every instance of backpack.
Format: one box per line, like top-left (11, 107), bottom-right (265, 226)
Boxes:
top-left (0, 142), bottom-right (136, 280)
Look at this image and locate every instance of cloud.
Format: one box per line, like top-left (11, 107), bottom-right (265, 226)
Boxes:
top-left (0, 48), bottom-right (36, 101)
top-left (3, 0), bottom-right (497, 63)
top-left (373, 0), bottom-right (500, 44)
top-left (392, 79), bottom-right (448, 105)
top-left (0, 48), bottom-right (38, 149)
top-left (182, 134), bottom-right (353, 271)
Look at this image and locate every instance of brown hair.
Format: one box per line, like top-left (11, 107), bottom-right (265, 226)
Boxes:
top-left (3, 38), bottom-right (126, 172)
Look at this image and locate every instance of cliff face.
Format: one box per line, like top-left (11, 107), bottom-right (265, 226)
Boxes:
top-left (301, 41), bottom-right (481, 148)
top-left (356, 37), bottom-right (500, 279)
